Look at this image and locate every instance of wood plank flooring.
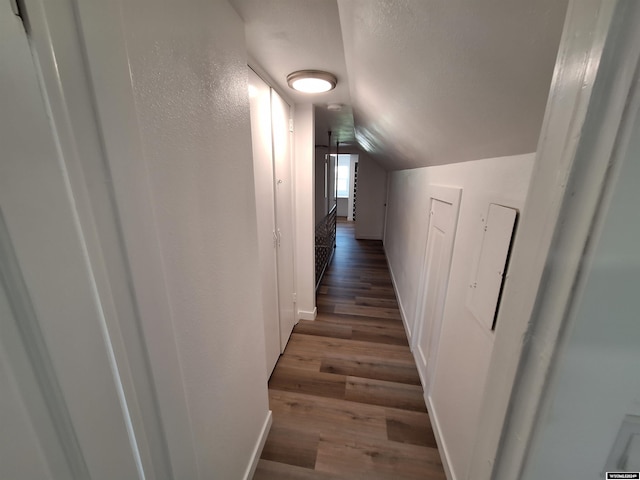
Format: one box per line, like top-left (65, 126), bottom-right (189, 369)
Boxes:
top-left (254, 219), bottom-right (445, 479)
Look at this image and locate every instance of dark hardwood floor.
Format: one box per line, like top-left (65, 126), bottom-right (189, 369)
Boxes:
top-left (254, 219), bottom-right (446, 479)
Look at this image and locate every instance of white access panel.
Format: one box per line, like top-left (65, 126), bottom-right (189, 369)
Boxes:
top-left (468, 204), bottom-right (518, 331)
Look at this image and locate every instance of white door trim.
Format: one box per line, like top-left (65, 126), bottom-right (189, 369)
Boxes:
top-left (23, 0), bottom-right (197, 477)
top-left (2, 2), bottom-right (148, 477)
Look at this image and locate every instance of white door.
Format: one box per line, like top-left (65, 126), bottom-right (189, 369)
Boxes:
top-left (248, 69), bottom-right (281, 375)
top-left (271, 90), bottom-right (296, 351)
top-left (0, 6), bottom-right (142, 479)
top-left (247, 73), bottom-right (296, 363)
top-left (415, 187), bottom-right (461, 391)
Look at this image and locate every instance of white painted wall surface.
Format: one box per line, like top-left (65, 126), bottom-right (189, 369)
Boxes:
top-left (336, 198), bottom-right (349, 217)
top-left (120, 2), bottom-right (270, 476)
top-left (520, 57), bottom-right (640, 480)
top-left (384, 153), bottom-right (535, 480)
top-left (73, 1), bottom-right (271, 478)
top-left (294, 104), bottom-right (317, 320)
top-left (355, 154), bottom-right (388, 240)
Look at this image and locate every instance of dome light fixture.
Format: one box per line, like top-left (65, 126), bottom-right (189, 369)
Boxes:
top-left (287, 70), bottom-right (337, 94)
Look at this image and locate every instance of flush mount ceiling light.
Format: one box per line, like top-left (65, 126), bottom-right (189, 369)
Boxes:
top-left (287, 70), bottom-right (337, 93)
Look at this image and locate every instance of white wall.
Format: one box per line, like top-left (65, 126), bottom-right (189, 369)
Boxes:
top-left (73, 1), bottom-right (271, 478)
top-left (520, 97), bottom-right (640, 480)
top-left (294, 104), bottom-right (317, 320)
top-left (336, 198), bottom-right (349, 217)
top-left (384, 153), bottom-right (535, 480)
top-left (355, 153), bottom-right (388, 240)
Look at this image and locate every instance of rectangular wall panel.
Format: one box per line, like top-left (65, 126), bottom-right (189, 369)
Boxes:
top-left (467, 204), bottom-right (518, 331)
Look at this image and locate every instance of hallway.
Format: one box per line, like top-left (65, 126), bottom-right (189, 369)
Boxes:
top-left (254, 220), bottom-right (445, 479)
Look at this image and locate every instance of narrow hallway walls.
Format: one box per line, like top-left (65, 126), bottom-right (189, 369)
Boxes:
top-left (384, 153), bottom-right (535, 479)
top-left (355, 153), bottom-right (388, 240)
top-left (294, 104), bottom-right (317, 321)
top-left (73, 0), bottom-right (271, 478)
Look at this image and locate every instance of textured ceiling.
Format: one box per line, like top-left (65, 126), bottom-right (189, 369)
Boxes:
top-left (314, 105), bottom-right (357, 148)
top-left (229, 0), bottom-right (356, 145)
top-left (231, 0), bottom-right (568, 171)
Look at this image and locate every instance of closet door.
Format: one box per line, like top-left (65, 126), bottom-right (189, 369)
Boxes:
top-left (271, 90), bottom-right (296, 351)
top-left (248, 69), bottom-right (280, 375)
top-left (414, 186), bottom-right (461, 392)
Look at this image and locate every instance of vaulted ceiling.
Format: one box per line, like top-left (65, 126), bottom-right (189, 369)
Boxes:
top-left (230, 0), bottom-right (568, 170)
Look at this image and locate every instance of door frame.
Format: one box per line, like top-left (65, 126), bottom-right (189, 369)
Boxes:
top-left (2, 2), bottom-right (156, 477)
top-left (22, 0), bottom-right (197, 477)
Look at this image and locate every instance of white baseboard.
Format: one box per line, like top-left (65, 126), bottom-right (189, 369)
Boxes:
top-left (426, 395), bottom-right (456, 480)
top-left (243, 410), bottom-right (272, 480)
top-left (385, 254), bottom-right (412, 345)
top-left (384, 248), bottom-right (455, 480)
top-left (297, 307), bottom-right (317, 321)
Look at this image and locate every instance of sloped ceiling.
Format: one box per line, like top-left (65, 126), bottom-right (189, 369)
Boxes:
top-left (338, 0), bottom-right (568, 170)
top-left (229, 0), bottom-right (357, 147)
top-left (231, 0), bottom-right (568, 171)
